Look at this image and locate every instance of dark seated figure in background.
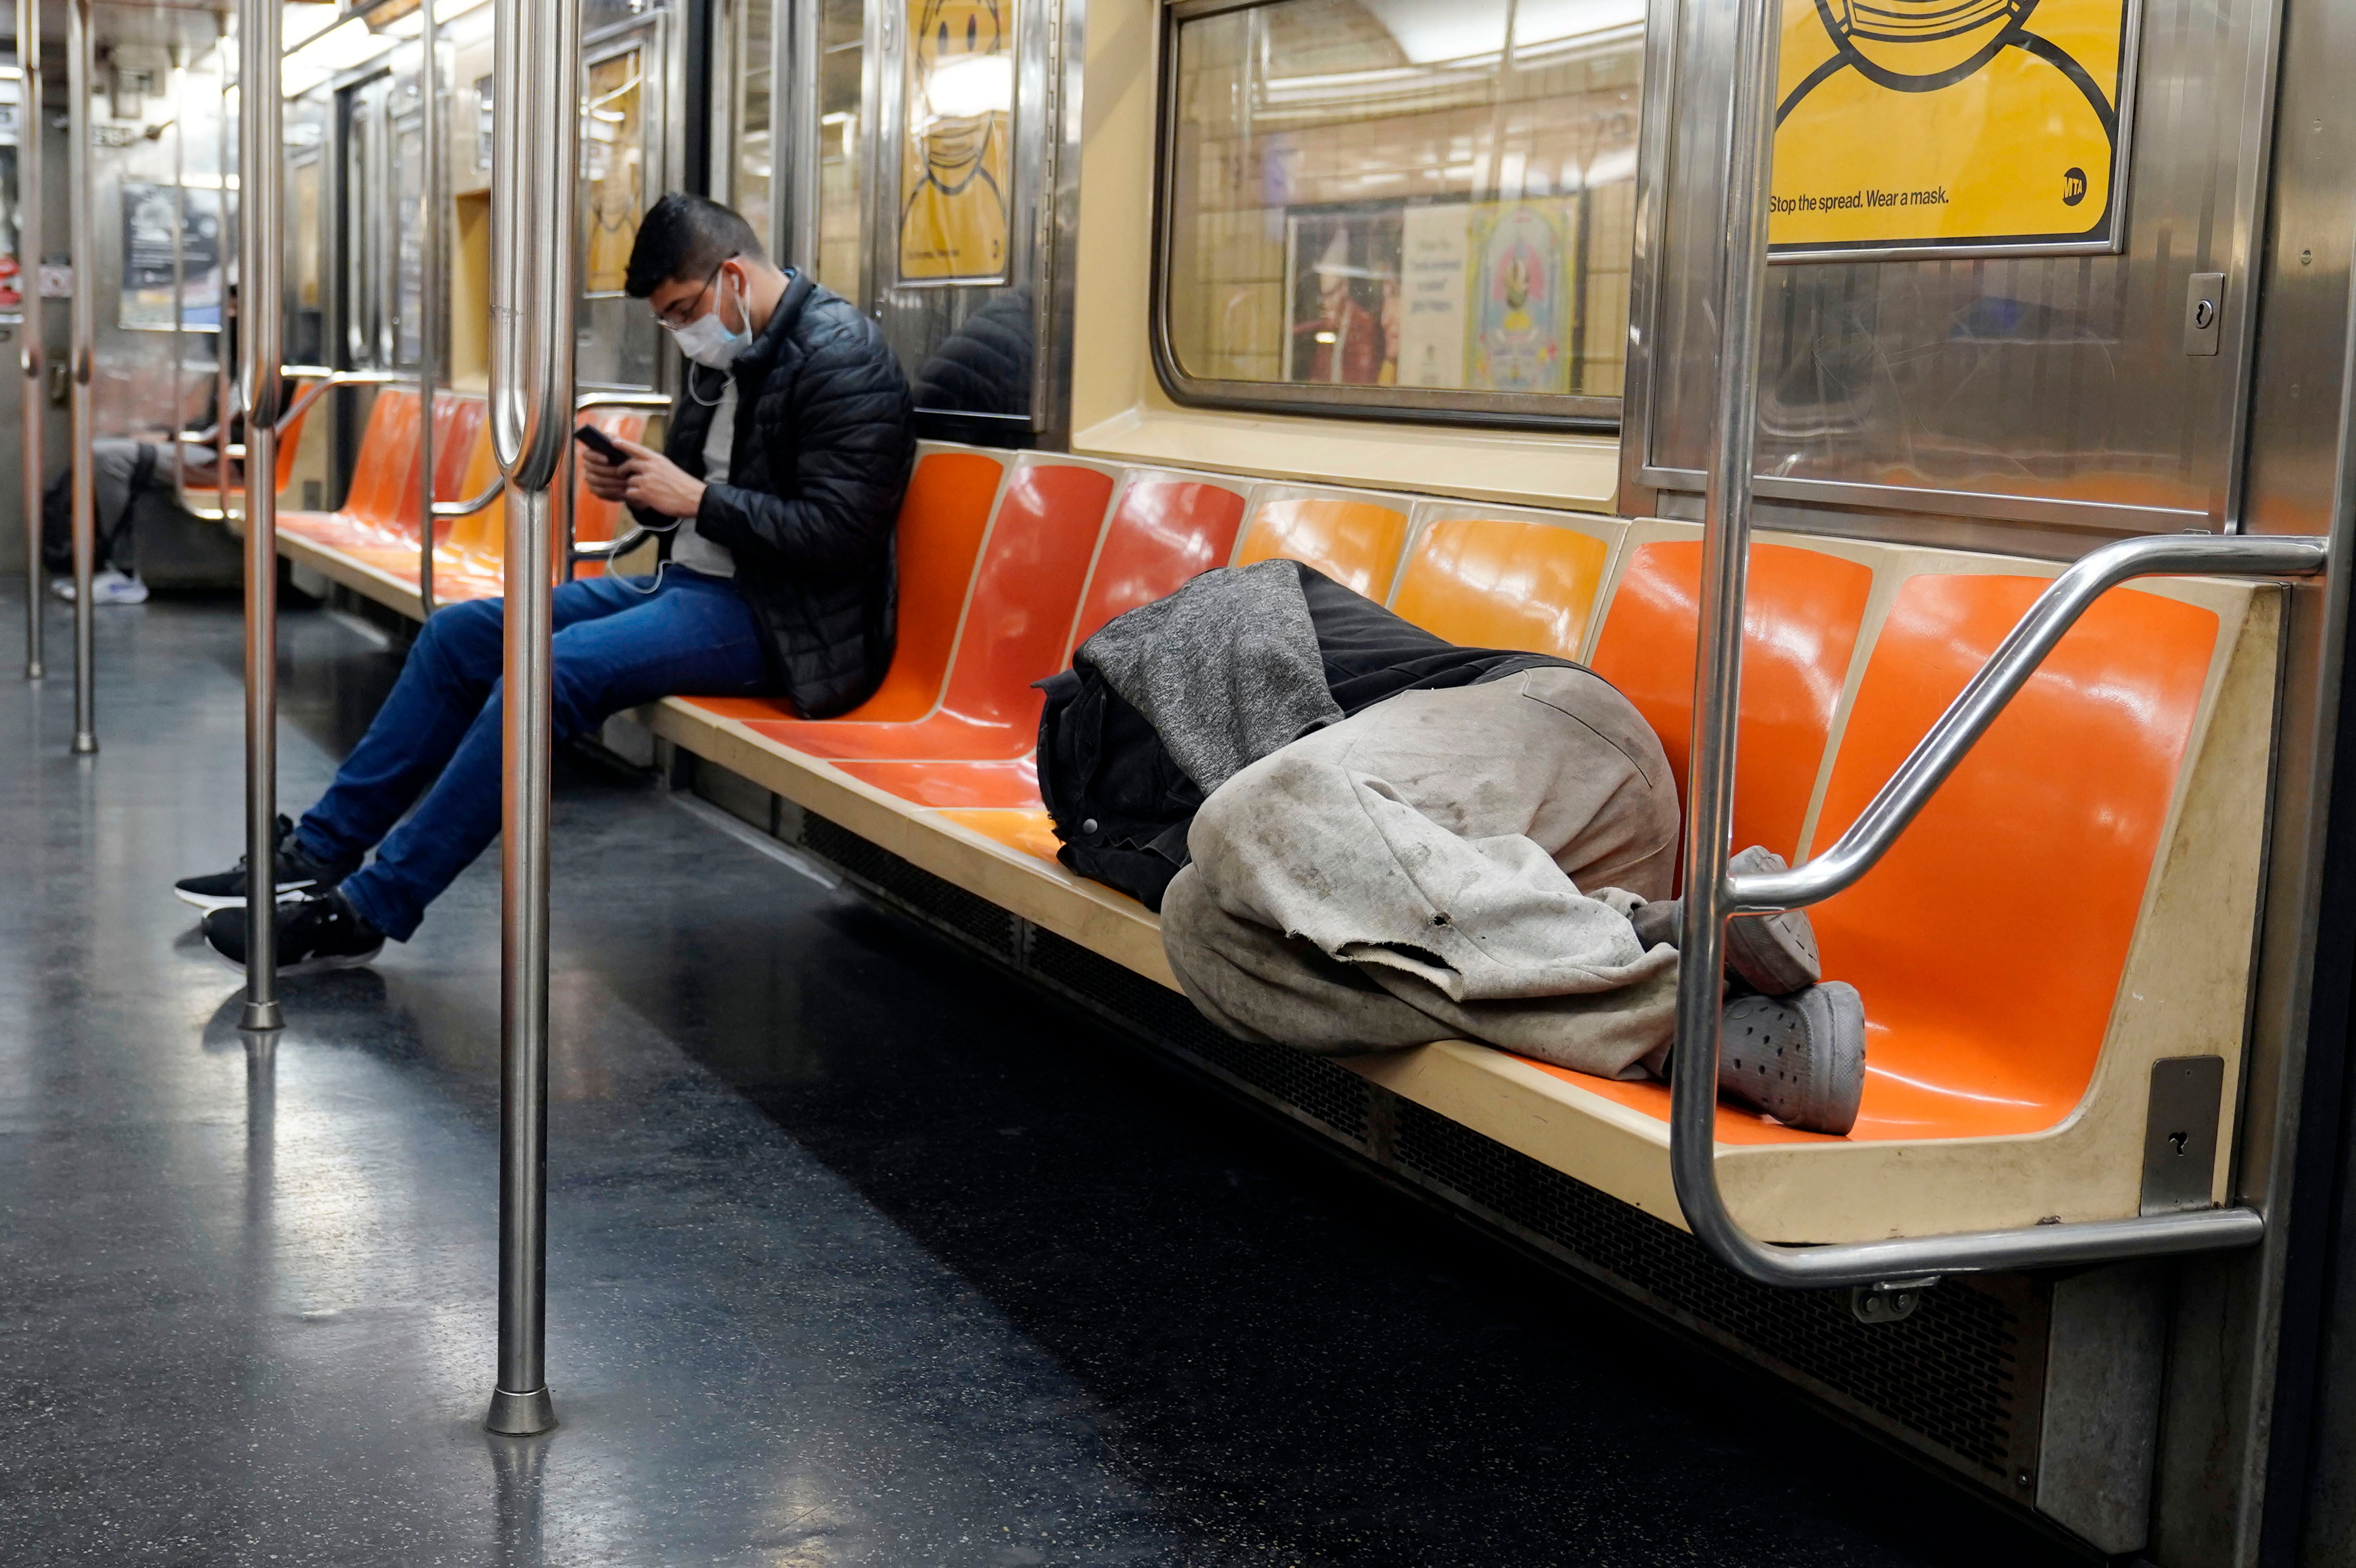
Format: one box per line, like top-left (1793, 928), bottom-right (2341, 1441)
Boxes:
top-left (1036, 561), bottom-right (1866, 1136)
top-left (911, 289), bottom-right (1034, 420)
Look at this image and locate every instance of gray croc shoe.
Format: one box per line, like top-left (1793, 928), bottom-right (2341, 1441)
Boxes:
top-left (1625, 846), bottom-right (1821, 997)
top-left (1717, 980), bottom-right (1866, 1135)
top-left (1722, 845), bottom-right (1821, 998)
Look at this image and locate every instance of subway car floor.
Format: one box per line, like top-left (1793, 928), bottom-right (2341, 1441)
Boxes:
top-left (0, 586), bottom-right (2096, 1568)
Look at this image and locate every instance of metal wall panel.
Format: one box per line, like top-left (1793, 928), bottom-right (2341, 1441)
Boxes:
top-left (1627, 0), bottom-right (2281, 535)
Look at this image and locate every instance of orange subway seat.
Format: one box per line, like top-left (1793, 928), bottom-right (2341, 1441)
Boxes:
top-left (1526, 572), bottom-right (2220, 1147)
top-left (409, 406), bottom-right (652, 604)
top-left (743, 459), bottom-right (1115, 760)
top-left (1233, 494), bottom-right (1409, 601)
top-left (673, 447), bottom-right (1007, 723)
top-left (939, 806), bottom-right (1064, 864)
top-left (1587, 539), bottom-right (1873, 865)
top-left (1804, 575), bottom-right (2218, 1138)
top-left (1068, 475), bottom-right (1251, 649)
top-left (1391, 516), bottom-right (1611, 659)
top-left (838, 472), bottom-right (1253, 810)
top-left (834, 756), bottom-right (1039, 809)
top-left (278, 389), bottom-right (424, 551)
top-left (340, 394), bottom-right (501, 589)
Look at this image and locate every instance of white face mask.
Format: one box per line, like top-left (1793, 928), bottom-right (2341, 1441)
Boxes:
top-left (666, 267), bottom-right (750, 370)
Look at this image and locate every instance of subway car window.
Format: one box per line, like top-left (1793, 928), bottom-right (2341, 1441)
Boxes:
top-left (1160, 0), bottom-right (1641, 424)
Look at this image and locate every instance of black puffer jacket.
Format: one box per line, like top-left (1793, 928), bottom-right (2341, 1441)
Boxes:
top-left (633, 273), bottom-right (916, 716)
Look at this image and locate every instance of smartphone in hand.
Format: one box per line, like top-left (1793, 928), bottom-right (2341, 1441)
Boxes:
top-left (573, 424), bottom-right (625, 463)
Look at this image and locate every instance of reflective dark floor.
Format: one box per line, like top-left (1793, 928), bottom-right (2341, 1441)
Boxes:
top-left (0, 587), bottom-right (2094, 1567)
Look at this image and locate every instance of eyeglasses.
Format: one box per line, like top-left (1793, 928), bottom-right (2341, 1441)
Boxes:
top-left (651, 252), bottom-right (742, 329)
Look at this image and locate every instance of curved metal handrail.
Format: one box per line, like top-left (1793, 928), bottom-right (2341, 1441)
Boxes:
top-left (1670, 0), bottom-right (2320, 1292)
top-left (274, 369), bottom-right (412, 434)
top-left (174, 368), bottom-right (406, 521)
top-left (435, 477), bottom-right (508, 520)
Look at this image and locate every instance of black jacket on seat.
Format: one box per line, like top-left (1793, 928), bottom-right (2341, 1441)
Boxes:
top-left (632, 272), bottom-right (916, 717)
top-left (1036, 562), bottom-right (1578, 909)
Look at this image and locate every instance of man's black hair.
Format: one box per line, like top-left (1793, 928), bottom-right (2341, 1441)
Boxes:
top-left (624, 193), bottom-right (767, 299)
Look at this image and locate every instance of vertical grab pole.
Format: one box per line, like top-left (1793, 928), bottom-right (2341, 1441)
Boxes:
top-left (235, 0), bottom-right (281, 1031)
top-left (19, 0), bottom-right (42, 681)
top-left (1667, 0), bottom-right (1781, 1217)
top-left (65, 0), bottom-right (90, 752)
top-left (169, 50), bottom-right (185, 507)
top-left (415, 0), bottom-right (438, 618)
top-left (214, 12), bottom-right (230, 528)
top-left (482, 0), bottom-right (576, 1438)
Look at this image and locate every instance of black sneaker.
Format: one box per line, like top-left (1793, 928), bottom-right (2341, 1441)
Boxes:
top-left (175, 815), bottom-right (357, 913)
top-left (202, 889), bottom-right (386, 975)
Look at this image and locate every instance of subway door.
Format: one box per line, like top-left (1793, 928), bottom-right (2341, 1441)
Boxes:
top-left (759, 0), bottom-right (1057, 443)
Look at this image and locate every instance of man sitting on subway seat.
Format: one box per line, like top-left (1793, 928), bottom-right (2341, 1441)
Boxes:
top-left (179, 192), bottom-right (916, 970)
top-left (1037, 560), bottom-right (1867, 1136)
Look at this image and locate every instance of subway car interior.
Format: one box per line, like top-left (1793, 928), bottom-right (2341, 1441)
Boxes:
top-left (9, 0), bottom-right (2356, 1561)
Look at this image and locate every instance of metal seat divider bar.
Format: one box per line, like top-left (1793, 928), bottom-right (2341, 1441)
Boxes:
top-left (215, 54), bottom-right (230, 533)
top-left (174, 368), bottom-right (390, 523)
top-left (66, 0), bottom-right (91, 752)
top-left (1670, 0), bottom-right (2320, 1292)
top-left (482, 0), bottom-right (578, 1439)
top-left (18, 0), bottom-right (40, 681)
top-left (566, 390), bottom-right (675, 570)
top-left (236, 0), bottom-right (283, 1030)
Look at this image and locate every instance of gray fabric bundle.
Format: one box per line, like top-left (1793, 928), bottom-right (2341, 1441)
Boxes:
top-left (1078, 558), bottom-right (1342, 793)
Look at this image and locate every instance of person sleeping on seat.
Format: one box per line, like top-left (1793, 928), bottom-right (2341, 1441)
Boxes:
top-left (1035, 559), bottom-right (1866, 1136)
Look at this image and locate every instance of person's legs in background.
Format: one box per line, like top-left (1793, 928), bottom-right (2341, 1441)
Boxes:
top-left (50, 439), bottom-right (165, 604)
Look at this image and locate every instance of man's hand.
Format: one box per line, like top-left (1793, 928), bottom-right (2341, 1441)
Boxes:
top-left (609, 436), bottom-right (707, 521)
top-left (579, 445), bottom-right (632, 504)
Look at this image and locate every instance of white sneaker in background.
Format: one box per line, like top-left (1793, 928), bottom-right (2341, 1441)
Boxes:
top-left (50, 568), bottom-right (150, 606)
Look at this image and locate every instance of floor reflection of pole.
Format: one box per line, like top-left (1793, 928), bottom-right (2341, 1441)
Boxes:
top-left (488, 1432), bottom-right (548, 1566)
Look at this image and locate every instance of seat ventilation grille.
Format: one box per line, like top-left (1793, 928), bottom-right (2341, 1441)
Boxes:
top-left (789, 809), bottom-right (2040, 1492)
top-left (1028, 929), bottom-right (1372, 1144)
top-left (1390, 1099), bottom-right (2033, 1479)
top-left (801, 813), bottom-right (1021, 960)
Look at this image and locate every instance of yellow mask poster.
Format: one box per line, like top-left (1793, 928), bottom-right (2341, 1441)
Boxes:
top-left (900, 0), bottom-right (1015, 283)
top-left (1769, 0), bottom-right (2133, 257)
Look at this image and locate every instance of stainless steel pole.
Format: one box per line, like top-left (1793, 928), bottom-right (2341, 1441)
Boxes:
top-left (214, 13), bottom-right (230, 527)
top-left (65, 0), bottom-right (89, 752)
top-left (18, 0), bottom-right (42, 680)
top-left (415, 0), bottom-right (437, 617)
top-left (236, 0), bottom-right (280, 1030)
top-left (483, 0), bottom-right (575, 1438)
top-left (169, 51), bottom-right (185, 506)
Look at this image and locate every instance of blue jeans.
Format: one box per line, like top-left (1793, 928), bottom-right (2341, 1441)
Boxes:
top-left (297, 569), bottom-right (771, 940)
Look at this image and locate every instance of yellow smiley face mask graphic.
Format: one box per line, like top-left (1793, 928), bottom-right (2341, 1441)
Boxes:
top-left (1771, 0), bottom-right (2124, 253)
